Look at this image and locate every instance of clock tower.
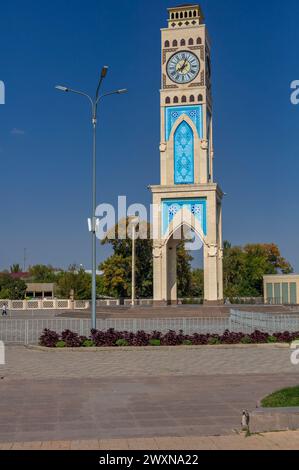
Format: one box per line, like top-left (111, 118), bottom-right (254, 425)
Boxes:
top-left (150, 4), bottom-right (224, 305)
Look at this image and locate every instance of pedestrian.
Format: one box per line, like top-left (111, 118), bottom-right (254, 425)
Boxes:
top-left (2, 304), bottom-right (7, 317)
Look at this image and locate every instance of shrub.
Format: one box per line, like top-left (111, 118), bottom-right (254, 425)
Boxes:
top-left (192, 333), bottom-right (209, 345)
top-left (183, 339), bottom-right (193, 346)
top-left (250, 330), bottom-right (269, 344)
top-left (267, 335), bottom-right (277, 343)
top-left (161, 330), bottom-right (181, 346)
top-left (149, 339), bottom-right (161, 346)
top-left (82, 339), bottom-right (95, 348)
top-left (39, 328), bottom-right (299, 348)
top-left (221, 331), bottom-right (245, 344)
top-left (240, 335), bottom-right (252, 344)
top-left (131, 330), bottom-right (150, 347)
top-left (56, 340), bottom-right (66, 348)
top-left (40, 329), bottom-right (60, 348)
top-left (61, 329), bottom-right (82, 348)
top-left (208, 336), bottom-right (221, 345)
top-left (115, 339), bottom-right (129, 347)
top-left (91, 328), bottom-right (122, 347)
top-left (150, 331), bottom-right (162, 340)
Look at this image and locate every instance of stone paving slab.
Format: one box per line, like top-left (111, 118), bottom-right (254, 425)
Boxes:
top-left (1, 431), bottom-right (299, 450)
top-left (0, 346), bottom-right (298, 444)
top-left (0, 374), bottom-right (298, 443)
top-left (3, 345), bottom-right (299, 379)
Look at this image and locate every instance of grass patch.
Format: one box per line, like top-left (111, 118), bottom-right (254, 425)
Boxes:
top-left (149, 339), bottom-right (161, 347)
top-left (261, 386), bottom-right (299, 408)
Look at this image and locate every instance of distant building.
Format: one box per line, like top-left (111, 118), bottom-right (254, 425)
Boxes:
top-left (9, 272), bottom-right (30, 280)
top-left (263, 274), bottom-right (299, 305)
top-left (25, 283), bottom-right (55, 299)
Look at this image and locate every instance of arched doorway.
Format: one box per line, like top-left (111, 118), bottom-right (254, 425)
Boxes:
top-left (152, 201), bottom-right (223, 305)
top-left (165, 224), bottom-right (204, 304)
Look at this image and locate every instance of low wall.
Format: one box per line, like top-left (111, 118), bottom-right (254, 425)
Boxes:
top-left (250, 407), bottom-right (299, 433)
top-left (1, 299), bottom-right (89, 310)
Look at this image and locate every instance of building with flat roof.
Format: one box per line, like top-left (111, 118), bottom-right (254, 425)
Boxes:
top-left (263, 274), bottom-right (299, 305)
top-left (26, 283), bottom-right (55, 299)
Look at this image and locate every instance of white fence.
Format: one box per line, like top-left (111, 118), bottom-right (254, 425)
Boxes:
top-left (230, 310), bottom-right (299, 334)
top-left (1, 299), bottom-right (90, 310)
top-left (0, 317), bottom-right (229, 344)
top-left (1, 310), bottom-right (299, 344)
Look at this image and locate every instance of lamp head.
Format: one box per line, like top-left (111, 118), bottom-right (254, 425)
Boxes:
top-left (117, 89), bottom-right (128, 94)
top-left (55, 85), bottom-right (69, 92)
top-left (101, 66), bottom-right (109, 78)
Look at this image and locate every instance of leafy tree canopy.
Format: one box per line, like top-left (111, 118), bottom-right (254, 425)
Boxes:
top-left (223, 242), bottom-right (293, 298)
top-left (0, 274), bottom-right (27, 300)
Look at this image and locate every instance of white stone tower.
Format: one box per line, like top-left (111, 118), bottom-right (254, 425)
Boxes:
top-left (150, 4), bottom-right (224, 305)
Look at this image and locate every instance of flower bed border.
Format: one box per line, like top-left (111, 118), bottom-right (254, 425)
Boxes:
top-left (38, 327), bottom-right (299, 349)
top-left (27, 343), bottom-right (290, 352)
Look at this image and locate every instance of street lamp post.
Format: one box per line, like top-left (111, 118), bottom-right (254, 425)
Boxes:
top-left (56, 70), bottom-right (127, 329)
top-left (130, 217), bottom-right (139, 307)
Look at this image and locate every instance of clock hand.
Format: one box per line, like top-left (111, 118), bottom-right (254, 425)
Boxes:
top-left (179, 58), bottom-right (188, 73)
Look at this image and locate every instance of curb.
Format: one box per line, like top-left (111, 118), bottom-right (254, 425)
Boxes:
top-left (25, 343), bottom-right (290, 352)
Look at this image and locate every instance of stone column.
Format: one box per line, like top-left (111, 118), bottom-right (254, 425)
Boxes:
top-left (153, 242), bottom-right (163, 304)
top-left (167, 238), bottom-right (178, 304)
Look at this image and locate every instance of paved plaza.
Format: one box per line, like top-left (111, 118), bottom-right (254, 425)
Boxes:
top-left (0, 345), bottom-right (298, 446)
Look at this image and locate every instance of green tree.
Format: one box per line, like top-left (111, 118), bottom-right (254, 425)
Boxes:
top-left (100, 254), bottom-right (132, 298)
top-left (177, 242), bottom-right (193, 297)
top-left (10, 264), bottom-right (21, 273)
top-left (55, 267), bottom-right (91, 300)
top-left (0, 274), bottom-right (27, 299)
top-left (29, 265), bottom-right (57, 283)
top-left (190, 268), bottom-right (204, 298)
top-left (223, 242), bottom-right (293, 298)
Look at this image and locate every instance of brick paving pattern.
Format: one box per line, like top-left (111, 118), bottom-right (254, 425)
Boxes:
top-left (0, 345), bottom-right (298, 444)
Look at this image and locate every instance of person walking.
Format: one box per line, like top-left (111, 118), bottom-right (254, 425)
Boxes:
top-left (2, 304), bottom-right (7, 317)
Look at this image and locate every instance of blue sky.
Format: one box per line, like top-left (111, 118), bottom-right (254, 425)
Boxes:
top-left (0, 0), bottom-right (299, 271)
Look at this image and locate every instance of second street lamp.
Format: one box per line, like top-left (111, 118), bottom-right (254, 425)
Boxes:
top-left (56, 68), bottom-right (127, 329)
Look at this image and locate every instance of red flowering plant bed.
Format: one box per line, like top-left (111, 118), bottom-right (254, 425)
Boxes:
top-left (38, 328), bottom-right (299, 348)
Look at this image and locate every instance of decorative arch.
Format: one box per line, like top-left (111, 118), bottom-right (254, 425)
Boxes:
top-left (174, 121), bottom-right (194, 185)
top-left (164, 40), bottom-right (170, 48)
top-left (188, 38), bottom-right (194, 46)
top-left (190, 95), bottom-right (195, 103)
top-left (173, 96), bottom-right (179, 104)
top-left (162, 205), bottom-right (208, 247)
top-left (165, 97), bottom-right (171, 104)
top-left (173, 39), bottom-right (178, 47)
top-left (165, 107), bottom-right (203, 141)
top-left (181, 95), bottom-right (187, 103)
top-left (196, 37), bottom-right (202, 45)
top-left (180, 39), bottom-right (186, 46)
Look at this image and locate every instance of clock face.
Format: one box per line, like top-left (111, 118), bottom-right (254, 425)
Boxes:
top-left (167, 51), bottom-right (200, 84)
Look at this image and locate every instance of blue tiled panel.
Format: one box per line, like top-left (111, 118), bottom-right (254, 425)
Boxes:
top-left (162, 198), bottom-right (207, 236)
top-left (165, 105), bottom-right (203, 141)
top-left (174, 121), bottom-right (194, 184)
